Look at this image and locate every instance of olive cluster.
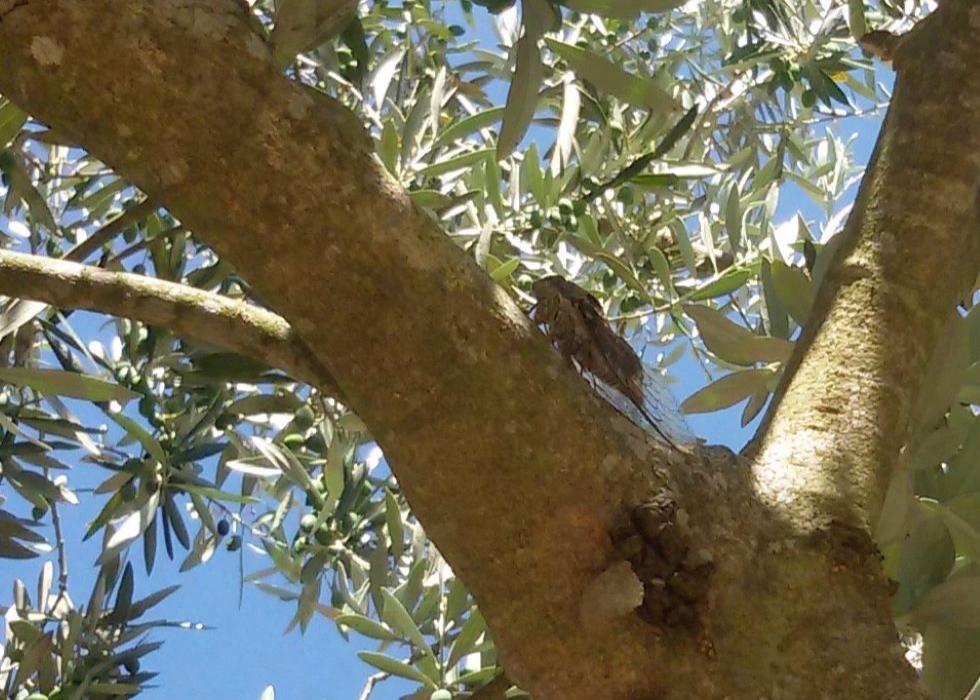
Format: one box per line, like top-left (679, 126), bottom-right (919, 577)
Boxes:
top-left (613, 492), bottom-right (714, 630)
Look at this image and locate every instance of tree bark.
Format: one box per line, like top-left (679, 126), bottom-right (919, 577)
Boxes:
top-left (0, 249), bottom-right (339, 393)
top-left (0, 1), bottom-right (976, 698)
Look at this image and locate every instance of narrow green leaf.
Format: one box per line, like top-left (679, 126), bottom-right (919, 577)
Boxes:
top-left (85, 490), bottom-right (126, 541)
top-left (0, 367), bottom-right (139, 402)
top-left (176, 483), bottom-right (258, 504)
top-left (163, 493), bottom-right (191, 550)
top-left (684, 267), bottom-right (751, 302)
top-left (671, 220), bottom-right (696, 272)
top-left (409, 190), bottom-right (454, 209)
top-left (922, 622), bottom-right (980, 700)
top-left (648, 247), bottom-right (673, 300)
top-left (143, 513), bottom-right (157, 574)
top-left (335, 613), bottom-right (397, 640)
top-left (357, 651), bottom-right (437, 688)
top-left (545, 38), bottom-right (677, 113)
top-left (0, 509), bottom-right (45, 544)
top-left (381, 588), bottom-right (430, 651)
top-left (113, 562), bottom-right (135, 622)
top-left (913, 314), bottom-right (971, 436)
top-left (448, 609), bottom-right (486, 667)
top-left (0, 536), bottom-right (38, 559)
top-left (0, 150), bottom-right (58, 232)
top-left (725, 184), bottom-right (742, 252)
top-left (760, 259), bottom-right (790, 338)
top-left (847, 0), bottom-right (868, 41)
top-left (740, 388), bottom-right (769, 427)
top-left (416, 149), bottom-right (493, 178)
top-left (769, 261), bottom-right (813, 326)
top-left (86, 681), bottom-right (142, 695)
top-left (497, 2), bottom-right (547, 160)
top-left (109, 413), bottom-right (167, 466)
top-left (0, 101), bottom-right (27, 149)
top-left (11, 631), bottom-right (53, 690)
top-left (684, 304), bottom-right (793, 366)
top-left (680, 368), bottom-right (776, 414)
top-left (631, 173), bottom-right (679, 189)
top-left (371, 48), bottom-right (406, 107)
top-left (564, 0), bottom-right (685, 19)
top-left (941, 494), bottom-right (980, 562)
top-left (378, 120), bottom-right (399, 174)
top-left (432, 107), bottom-right (505, 152)
top-left (490, 258), bottom-right (520, 282)
top-left (908, 573), bottom-right (980, 629)
top-left (270, 0), bottom-right (357, 68)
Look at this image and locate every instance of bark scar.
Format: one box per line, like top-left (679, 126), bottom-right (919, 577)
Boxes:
top-left (612, 492), bottom-right (715, 631)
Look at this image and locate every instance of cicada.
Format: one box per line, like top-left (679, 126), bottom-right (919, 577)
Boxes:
top-left (530, 275), bottom-right (694, 453)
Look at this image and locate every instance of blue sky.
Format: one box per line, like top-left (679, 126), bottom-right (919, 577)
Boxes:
top-left (0, 8), bottom-right (894, 700)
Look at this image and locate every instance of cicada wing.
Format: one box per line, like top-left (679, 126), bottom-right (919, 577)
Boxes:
top-left (589, 375), bottom-right (649, 429)
top-left (584, 370), bottom-right (693, 449)
top-left (637, 365), bottom-right (695, 446)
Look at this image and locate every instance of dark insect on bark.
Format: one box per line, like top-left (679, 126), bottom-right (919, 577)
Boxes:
top-left (530, 275), bottom-right (694, 453)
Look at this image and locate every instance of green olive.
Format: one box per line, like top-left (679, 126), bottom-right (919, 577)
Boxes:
top-left (292, 535), bottom-right (308, 555)
top-left (294, 406), bottom-right (315, 430)
top-left (282, 433), bottom-right (305, 449)
top-left (314, 527), bottom-right (332, 546)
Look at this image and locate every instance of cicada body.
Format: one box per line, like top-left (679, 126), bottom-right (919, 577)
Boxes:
top-left (530, 275), bottom-right (695, 452)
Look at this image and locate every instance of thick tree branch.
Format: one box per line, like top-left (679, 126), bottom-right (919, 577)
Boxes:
top-left (0, 249), bottom-right (341, 396)
top-left (0, 5), bottom-right (693, 698)
top-left (751, 2), bottom-right (980, 531)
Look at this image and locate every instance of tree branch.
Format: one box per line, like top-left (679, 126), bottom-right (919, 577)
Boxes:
top-left (0, 249), bottom-right (343, 398)
top-left (750, 1), bottom-right (980, 531)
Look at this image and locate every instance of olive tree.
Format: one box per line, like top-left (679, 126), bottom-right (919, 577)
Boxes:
top-left (0, 1), bottom-right (978, 699)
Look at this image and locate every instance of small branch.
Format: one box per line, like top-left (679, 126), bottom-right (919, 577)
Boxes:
top-left (0, 249), bottom-right (344, 400)
top-left (47, 477), bottom-right (69, 594)
top-left (356, 671), bottom-right (388, 700)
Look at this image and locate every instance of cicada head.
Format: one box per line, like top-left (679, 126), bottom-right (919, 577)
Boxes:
top-left (531, 275), bottom-right (565, 302)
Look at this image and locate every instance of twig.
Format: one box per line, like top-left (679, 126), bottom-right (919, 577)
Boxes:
top-left (357, 671), bottom-right (389, 700)
top-left (612, 25), bottom-right (651, 51)
top-left (0, 249), bottom-right (344, 400)
top-left (608, 299), bottom-right (673, 323)
top-left (47, 476), bottom-right (69, 595)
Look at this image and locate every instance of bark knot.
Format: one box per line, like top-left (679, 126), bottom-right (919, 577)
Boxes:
top-left (611, 492), bottom-right (715, 631)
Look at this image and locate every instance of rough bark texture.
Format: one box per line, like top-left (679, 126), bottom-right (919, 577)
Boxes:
top-left (752, 4), bottom-right (980, 531)
top-left (0, 1), bottom-right (976, 698)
